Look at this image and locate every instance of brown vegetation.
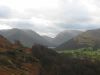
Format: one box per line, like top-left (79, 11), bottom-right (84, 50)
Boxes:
top-left (0, 34), bottom-right (100, 75)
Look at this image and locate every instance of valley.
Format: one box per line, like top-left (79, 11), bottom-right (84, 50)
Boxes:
top-left (0, 28), bottom-right (100, 75)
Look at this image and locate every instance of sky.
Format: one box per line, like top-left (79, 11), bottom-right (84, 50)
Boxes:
top-left (0, 0), bottom-right (100, 37)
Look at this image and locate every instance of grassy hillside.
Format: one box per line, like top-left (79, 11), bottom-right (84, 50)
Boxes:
top-left (56, 29), bottom-right (100, 50)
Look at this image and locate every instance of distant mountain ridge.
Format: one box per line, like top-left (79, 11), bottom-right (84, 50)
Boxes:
top-left (0, 29), bottom-right (84, 47)
top-left (52, 30), bottom-right (83, 46)
top-left (0, 28), bottom-right (53, 47)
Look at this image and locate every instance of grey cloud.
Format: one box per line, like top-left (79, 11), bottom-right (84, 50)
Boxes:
top-left (0, 6), bottom-right (11, 18)
top-left (56, 22), bottom-right (100, 30)
top-left (27, 0), bottom-right (90, 25)
top-left (10, 21), bottom-right (34, 29)
top-left (61, 0), bottom-right (90, 23)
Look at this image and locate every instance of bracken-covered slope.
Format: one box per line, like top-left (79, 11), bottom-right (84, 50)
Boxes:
top-left (0, 34), bottom-right (43, 75)
top-left (56, 29), bottom-right (100, 50)
top-left (0, 35), bottom-right (12, 49)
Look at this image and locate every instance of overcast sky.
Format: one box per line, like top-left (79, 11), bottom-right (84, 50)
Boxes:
top-left (0, 0), bottom-right (100, 37)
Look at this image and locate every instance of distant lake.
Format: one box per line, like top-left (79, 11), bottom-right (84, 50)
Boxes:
top-left (48, 47), bottom-right (56, 49)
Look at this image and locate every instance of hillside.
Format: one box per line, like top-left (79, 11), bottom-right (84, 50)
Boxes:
top-left (56, 29), bottom-right (100, 50)
top-left (0, 35), bottom-right (100, 75)
top-left (52, 30), bottom-right (82, 46)
top-left (0, 43), bottom-right (100, 75)
top-left (0, 28), bottom-right (53, 47)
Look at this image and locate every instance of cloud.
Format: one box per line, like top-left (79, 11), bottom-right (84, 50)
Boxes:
top-left (0, 24), bottom-right (12, 29)
top-left (0, 6), bottom-right (12, 18)
top-left (0, 0), bottom-right (100, 37)
top-left (9, 19), bottom-right (34, 29)
top-left (0, 17), bottom-right (63, 37)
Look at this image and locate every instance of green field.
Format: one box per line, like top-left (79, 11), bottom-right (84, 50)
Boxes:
top-left (58, 48), bottom-right (100, 61)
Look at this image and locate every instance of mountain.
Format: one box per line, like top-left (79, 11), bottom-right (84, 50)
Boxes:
top-left (0, 28), bottom-right (53, 47)
top-left (56, 29), bottom-right (100, 50)
top-left (52, 30), bottom-right (82, 46)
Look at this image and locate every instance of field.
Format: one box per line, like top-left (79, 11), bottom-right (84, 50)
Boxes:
top-left (58, 48), bottom-right (100, 61)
